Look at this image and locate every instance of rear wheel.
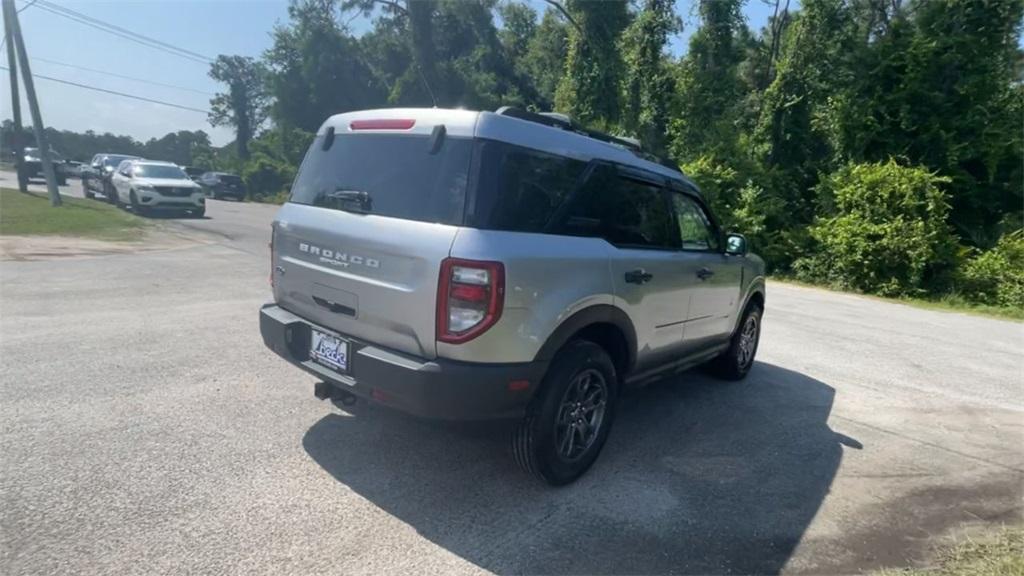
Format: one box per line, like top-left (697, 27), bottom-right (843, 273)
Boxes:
top-left (512, 340), bottom-right (618, 486)
top-left (709, 303), bottom-right (762, 380)
top-left (84, 188), bottom-right (95, 199)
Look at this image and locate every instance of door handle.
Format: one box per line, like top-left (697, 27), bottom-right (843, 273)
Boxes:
top-left (696, 267), bottom-right (715, 280)
top-left (624, 269), bottom-right (653, 284)
top-left (312, 296), bottom-right (356, 317)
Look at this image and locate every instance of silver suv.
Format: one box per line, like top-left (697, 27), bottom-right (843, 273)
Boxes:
top-left (260, 107), bottom-right (766, 485)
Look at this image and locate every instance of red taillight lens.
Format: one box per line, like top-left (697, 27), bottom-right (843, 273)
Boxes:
top-left (349, 119), bottom-right (416, 131)
top-left (437, 258), bottom-right (504, 344)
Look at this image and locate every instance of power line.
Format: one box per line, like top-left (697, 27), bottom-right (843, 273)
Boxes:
top-left (0, 65), bottom-right (210, 113)
top-left (17, 0), bottom-right (39, 13)
top-left (32, 0), bottom-right (213, 64)
top-left (31, 56), bottom-right (214, 95)
top-left (36, 0), bottom-right (213, 62)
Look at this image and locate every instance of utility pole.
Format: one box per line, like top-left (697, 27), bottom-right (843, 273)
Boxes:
top-left (2, 2), bottom-right (27, 192)
top-left (3, 0), bottom-right (61, 206)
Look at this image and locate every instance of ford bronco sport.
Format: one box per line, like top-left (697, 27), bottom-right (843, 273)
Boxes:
top-left (260, 107), bottom-right (766, 485)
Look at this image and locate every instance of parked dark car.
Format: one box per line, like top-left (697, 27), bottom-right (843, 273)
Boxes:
top-left (14, 147), bottom-right (69, 186)
top-left (83, 153), bottom-right (142, 201)
top-left (199, 172), bottom-right (246, 200)
top-left (183, 166), bottom-right (208, 182)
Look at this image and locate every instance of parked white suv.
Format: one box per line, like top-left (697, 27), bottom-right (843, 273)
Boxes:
top-left (111, 160), bottom-right (205, 217)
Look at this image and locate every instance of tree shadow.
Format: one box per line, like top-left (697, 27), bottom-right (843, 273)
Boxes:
top-left (302, 362), bottom-right (859, 575)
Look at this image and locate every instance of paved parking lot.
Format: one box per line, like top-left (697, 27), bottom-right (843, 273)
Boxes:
top-left (1, 175), bottom-right (1021, 575)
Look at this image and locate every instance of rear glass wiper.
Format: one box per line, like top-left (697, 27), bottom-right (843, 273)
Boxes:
top-left (314, 188), bottom-right (373, 214)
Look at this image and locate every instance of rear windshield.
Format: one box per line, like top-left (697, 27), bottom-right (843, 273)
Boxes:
top-left (218, 174), bottom-right (242, 184)
top-left (289, 134), bottom-right (473, 225)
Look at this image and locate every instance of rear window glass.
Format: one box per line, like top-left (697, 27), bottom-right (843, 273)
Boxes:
top-left (470, 140), bottom-right (588, 233)
top-left (219, 175), bottom-right (242, 184)
top-left (289, 134), bottom-right (473, 226)
top-left (559, 167), bottom-right (676, 249)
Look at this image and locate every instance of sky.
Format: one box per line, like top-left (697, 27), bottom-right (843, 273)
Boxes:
top-left (1, 0), bottom-right (788, 147)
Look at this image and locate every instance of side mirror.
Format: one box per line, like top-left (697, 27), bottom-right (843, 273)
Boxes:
top-left (725, 233), bottom-right (748, 256)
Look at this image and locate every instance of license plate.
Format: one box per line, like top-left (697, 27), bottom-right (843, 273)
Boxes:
top-left (311, 329), bottom-right (348, 372)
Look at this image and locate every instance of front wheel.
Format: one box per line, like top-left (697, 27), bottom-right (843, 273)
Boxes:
top-left (709, 303), bottom-right (762, 380)
top-left (512, 340), bottom-right (618, 486)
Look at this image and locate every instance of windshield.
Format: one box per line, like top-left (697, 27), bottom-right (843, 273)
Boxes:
top-left (103, 155), bottom-right (136, 168)
top-left (289, 134), bottom-right (473, 225)
top-left (24, 148), bottom-right (63, 160)
top-left (133, 164), bottom-right (188, 179)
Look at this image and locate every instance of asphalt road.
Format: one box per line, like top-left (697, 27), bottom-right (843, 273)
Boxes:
top-left (2, 175), bottom-right (1022, 575)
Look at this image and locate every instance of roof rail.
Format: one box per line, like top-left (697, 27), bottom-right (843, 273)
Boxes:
top-left (493, 106), bottom-right (679, 173)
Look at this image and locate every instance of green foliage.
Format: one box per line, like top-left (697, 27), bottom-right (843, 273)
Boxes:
top-left (242, 154), bottom-right (296, 200)
top-left (209, 55), bottom-right (270, 160)
top-left (795, 161), bottom-right (956, 296)
top-left (519, 9), bottom-right (569, 106)
top-left (958, 230), bottom-right (1024, 309)
top-left (620, 0), bottom-right (678, 154)
top-left (669, 0), bottom-right (745, 162)
top-left (554, 0), bottom-right (630, 127)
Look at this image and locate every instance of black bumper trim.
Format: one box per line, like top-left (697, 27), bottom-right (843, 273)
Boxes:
top-left (260, 304), bottom-right (547, 420)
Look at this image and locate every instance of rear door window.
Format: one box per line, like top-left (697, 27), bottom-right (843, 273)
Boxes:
top-left (289, 134), bottom-right (474, 226)
top-left (556, 166), bottom-right (677, 249)
top-left (469, 141), bottom-right (588, 232)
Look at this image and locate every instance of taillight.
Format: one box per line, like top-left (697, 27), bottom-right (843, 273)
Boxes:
top-left (437, 258), bottom-right (504, 344)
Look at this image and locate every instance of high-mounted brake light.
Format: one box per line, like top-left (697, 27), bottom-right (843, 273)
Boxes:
top-left (437, 258), bottom-right (504, 344)
top-left (349, 119), bottom-right (416, 131)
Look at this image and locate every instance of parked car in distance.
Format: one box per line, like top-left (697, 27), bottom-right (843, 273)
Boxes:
top-left (110, 160), bottom-right (205, 217)
top-left (64, 160), bottom-right (85, 178)
top-left (84, 153), bottom-right (142, 201)
top-left (259, 107), bottom-right (766, 486)
top-left (199, 172), bottom-right (246, 200)
top-left (183, 166), bottom-right (207, 182)
top-left (17, 147), bottom-right (69, 185)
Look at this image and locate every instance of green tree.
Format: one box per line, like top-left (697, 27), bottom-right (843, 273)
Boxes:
top-left (620, 0), bottom-right (679, 155)
top-left (266, 0), bottom-right (385, 132)
top-left (670, 0), bottom-right (746, 162)
top-left (752, 0), bottom-right (859, 225)
top-left (833, 0), bottom-right (1024, 247)
top-left (209, 55), bottom-right (270, 160)
top-left (554, 0), bottom-right (630, 127)
top-left (519, 8), bottom-right (570, 107)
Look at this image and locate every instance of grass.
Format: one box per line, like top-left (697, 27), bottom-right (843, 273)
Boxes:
top-left (876, 528), bottom-right (1024, 576)
top-left (0, 187), bottom-right (146, 241)
top-left (773, 276), bottom-right (1024, 322)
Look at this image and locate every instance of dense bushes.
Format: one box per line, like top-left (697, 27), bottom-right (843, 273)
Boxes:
top-left (958, 230), bottom-right (1024, 309)
top-left (794, 161), bottom-right (956, 297)
top-left (242, 154), bottom-right (295, 201)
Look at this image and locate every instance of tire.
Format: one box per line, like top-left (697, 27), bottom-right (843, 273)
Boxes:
top-left (105, 182), bottom-right (119, 205)
top-left (84, 189), bottom-right (95, 199)
top-left (709, 303), bottom-right (762, 381)
top-left (129, 191), bottom-right (146, 216)
top-left (191, 207), bottom-right (206, 218)
top-left (512, 340), bottom-right (618, 486)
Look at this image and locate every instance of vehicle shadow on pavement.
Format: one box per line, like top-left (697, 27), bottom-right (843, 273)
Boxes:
top-left (303, 362), bottom-right (860, 575)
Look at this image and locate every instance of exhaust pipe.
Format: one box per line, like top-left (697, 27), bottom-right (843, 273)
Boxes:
top-left (313, 381), bottom-right (357, 406)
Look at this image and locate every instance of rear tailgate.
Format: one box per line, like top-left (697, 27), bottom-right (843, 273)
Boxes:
top-left (274, 203), bottom-right (457, 358)
top-left (271, 111), bottom-right (478, 359)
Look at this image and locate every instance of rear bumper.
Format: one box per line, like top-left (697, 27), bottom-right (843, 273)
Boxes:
top-left (260, 304), bottom-right (547, 420)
